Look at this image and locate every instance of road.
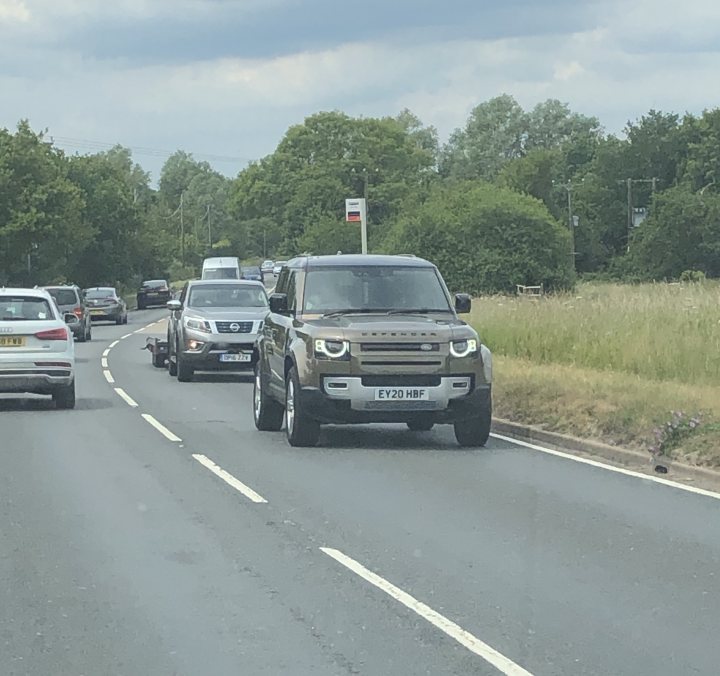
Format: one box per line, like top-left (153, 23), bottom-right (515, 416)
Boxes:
top-left (2, 308), bottom-right (720, 676)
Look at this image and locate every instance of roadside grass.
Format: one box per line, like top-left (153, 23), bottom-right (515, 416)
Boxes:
top-left (471, 281), bottom-right (720, 387)
top-left (471, 282), bottom-right (720, 468)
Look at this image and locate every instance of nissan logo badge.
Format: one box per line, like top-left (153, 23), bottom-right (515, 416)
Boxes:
top-left (420, 343), bottom-right (432, 351)
top-left (230, 323), bottom-right (240, 332)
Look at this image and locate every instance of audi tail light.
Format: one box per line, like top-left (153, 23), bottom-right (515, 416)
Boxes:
top-left (35, 327), bottom-right (68, 341)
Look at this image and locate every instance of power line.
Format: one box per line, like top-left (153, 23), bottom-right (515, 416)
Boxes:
top-left (49, 135), bottom-right (254, 164)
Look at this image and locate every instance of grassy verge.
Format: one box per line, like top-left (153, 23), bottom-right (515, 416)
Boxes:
top-left (471, 282), bottom-right (720, 468)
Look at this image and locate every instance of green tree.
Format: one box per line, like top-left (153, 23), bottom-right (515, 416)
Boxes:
top-left (384, 182), bottom-right (574, 294)
top-left (0, 121), bottom-right (88, 285)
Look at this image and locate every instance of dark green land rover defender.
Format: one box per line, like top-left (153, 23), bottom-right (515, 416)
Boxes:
top-left (253, 255), bottom-right (493, 447)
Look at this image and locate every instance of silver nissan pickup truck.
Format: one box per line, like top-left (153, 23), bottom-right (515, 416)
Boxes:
top-left (166, 279), bottom-right (268, 382)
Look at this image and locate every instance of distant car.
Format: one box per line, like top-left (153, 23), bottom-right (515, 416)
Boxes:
top-left (137, 279), bottom-right (171, 309)
top-left (43, 285), bottom-right (92, 342)
top-left (0, 287), bottom-right (77, 408)
top-left (84, 287), bottom-right (128, 324)
top-left (241, 266), bottom-right (263, 282)
top-left (272, 260), bottom-right (287, 276)
top-left (260, 260), bottom-right (275, 274)
top-left (166, 279), bottom-right (268, 382)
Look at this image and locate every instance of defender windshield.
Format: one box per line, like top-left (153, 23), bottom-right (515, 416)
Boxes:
top-left (302, 266), bottom-right (452, 314)
top-left (188, 284), bottom-right (268, 308)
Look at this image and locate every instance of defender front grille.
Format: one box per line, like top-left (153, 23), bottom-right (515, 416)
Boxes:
top-left (361, 375), bottom-right (441, 387)
top-left (360, 343), bottom-right (440, 352)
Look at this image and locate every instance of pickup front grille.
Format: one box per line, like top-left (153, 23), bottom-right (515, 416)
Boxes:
top-left (215, 321), bottom-right (253, 334)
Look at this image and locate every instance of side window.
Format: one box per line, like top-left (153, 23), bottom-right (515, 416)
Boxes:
top-left (286, 271), bottom-right (298, 310)
top-left (275, 269), bottom-right (289, 294)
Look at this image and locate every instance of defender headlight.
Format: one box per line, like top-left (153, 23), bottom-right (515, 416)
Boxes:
top-left (314, 339), bottom-right (350, 360)
top-left (450, 338), bottom-right (478, 358)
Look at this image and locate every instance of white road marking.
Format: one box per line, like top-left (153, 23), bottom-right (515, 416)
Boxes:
top-left (120, 332), bottom-right (132, 340)
top-left (103, 370), bottom-right (115, 384)
top-left (141, 414), bottom-right (182, 442)
top-left (491, 433), bottom-right (720, 501)
top-left (320, 547), bottom-right (533, 676)
top-left (109, 340), bottom-right (119, 349)
top-left (101, 357), bottom-right (108, 368)
top-left (102, 349), bottom-right (110, 358)
top-left (114, 388), bottom-right (138, 407)
top-left (192, 454), bottom-right (268, 504)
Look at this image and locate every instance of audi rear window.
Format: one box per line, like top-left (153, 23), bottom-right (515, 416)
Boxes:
top-left (0, 296), bottom-right (55, 321)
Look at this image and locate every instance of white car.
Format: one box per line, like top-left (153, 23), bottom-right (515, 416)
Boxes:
top-left (0, 288), bottom-right (77, 408)
top-left (272, 260), bottom-right (287, 276)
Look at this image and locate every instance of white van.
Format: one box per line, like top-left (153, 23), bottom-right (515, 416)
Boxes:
top-left (201, 257), bottom-right (241, 280)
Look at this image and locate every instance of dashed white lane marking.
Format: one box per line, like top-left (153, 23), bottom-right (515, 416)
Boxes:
top-left (141, 414), bottom-right (182, 442)
top-left (192, 454), bottom-right (268, 504)
top-left (109, 340), bottom-right (119, 349)
top-left (320, 547), bottom-right (533, 676)
top-left (101, 357), bottom-right (108, 368)
top-left (114, 387), bottom-right (138, 408)
top-left (490, 433), bottom-right (720, 502)
top-left (102, 348), bottom-right (110, 358)
top-left (103, 370), bottom-right (115, 384)
top-left (120, 333), bottom-right (132, 340)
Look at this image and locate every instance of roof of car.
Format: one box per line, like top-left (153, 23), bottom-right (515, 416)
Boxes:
top-left (0, 287), bottom-right (53, 298)
top-left (43, 285), bottom-right (78, 290)
top-left (293, 254), bottom-right (433, 268)
top-left (188, 278), bottom-right (264, 287)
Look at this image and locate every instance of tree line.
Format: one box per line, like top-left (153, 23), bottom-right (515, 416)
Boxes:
top-left (2, 96), bottom-right (719, 294)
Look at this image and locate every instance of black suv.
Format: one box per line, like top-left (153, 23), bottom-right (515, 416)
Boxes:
top-left (43, 285), bottom-right (92, 342)
top-left (253, 254), bottom-right (493, 447)
top-left (137, 279), bottom-right (171, 309)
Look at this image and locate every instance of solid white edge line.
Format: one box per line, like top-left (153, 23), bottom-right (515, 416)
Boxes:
top-left (101, 357), bottom-right (108, 368)
top-left (102, 348), bottom-right (110, 358)
top-left (114, 387), bottom-right (138, 408)
top-left (320, 547), bottom-right (533, 676)
top-left (103, 370), bottom-right (115, 384)
top-left (490, 433), bottom-right (720, 501)
top-left (109, 340), bottom-right (119, 349)
top-left (141, 414), bottom-right (182, 442)
top-left (120, 333), bottom-right (132, 340)
top-left (192, 454), bottom-right (267, 504)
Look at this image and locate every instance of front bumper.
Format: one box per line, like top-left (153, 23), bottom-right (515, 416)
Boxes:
top-left (180, 332), bottom-right (260, 371)
top-left (298, 379), bottom-right (491, 424)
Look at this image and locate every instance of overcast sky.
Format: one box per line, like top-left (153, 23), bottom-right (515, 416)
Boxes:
top-left (1, 0), bottom-right (719, 180)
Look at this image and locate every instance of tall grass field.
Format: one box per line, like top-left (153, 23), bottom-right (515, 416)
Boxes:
top-left (471, 282), bottom-right (720, 387)
top-left (469, 281), bottom-right (720, 467)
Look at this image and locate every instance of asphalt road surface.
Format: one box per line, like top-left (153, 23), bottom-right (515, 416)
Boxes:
top-left (2, 309), bottom-right (720, 676)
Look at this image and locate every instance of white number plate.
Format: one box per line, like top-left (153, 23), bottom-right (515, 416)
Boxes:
top-left (220, 353), bottom-right (252, 363)
top-left (374, 387), bottom-right (430, 401)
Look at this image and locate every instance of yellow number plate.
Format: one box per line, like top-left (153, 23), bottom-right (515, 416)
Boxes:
top-left (0, 336), bottom-right (26, 347)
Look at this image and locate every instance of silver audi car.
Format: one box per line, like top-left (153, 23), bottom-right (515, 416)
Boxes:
top-left (166, 279), bottom-right (268, 382)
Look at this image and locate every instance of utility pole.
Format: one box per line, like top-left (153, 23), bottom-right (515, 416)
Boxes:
top-left (618, 178), bottom-right (659, 251)
top-left (553, 179), bottom-right (582, 271)
top-left (204, 204), bottom-right (212, 250)
top-left (179, 191), bottom-right (186, 265)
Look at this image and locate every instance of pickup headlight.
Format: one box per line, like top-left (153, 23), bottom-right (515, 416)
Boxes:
top-left (450, 338), bottom-right (478, 358)
top-left (314, 338), bottom-right (350, 360)
top-left (184, 317), bottom-right (211, 333)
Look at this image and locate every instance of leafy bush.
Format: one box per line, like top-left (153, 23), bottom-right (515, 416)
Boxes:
top-left (383, 181), bottom-right (574, 294)
top-left (679, 269), bottom-right (707, 283)
top-left (649, 411), bottom-right (702, 459)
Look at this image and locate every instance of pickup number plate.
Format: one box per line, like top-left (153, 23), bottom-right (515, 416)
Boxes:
top-left (374, 387), bottom-right (429, 401)
top-left (220, 353), bottom-right (252, 363)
